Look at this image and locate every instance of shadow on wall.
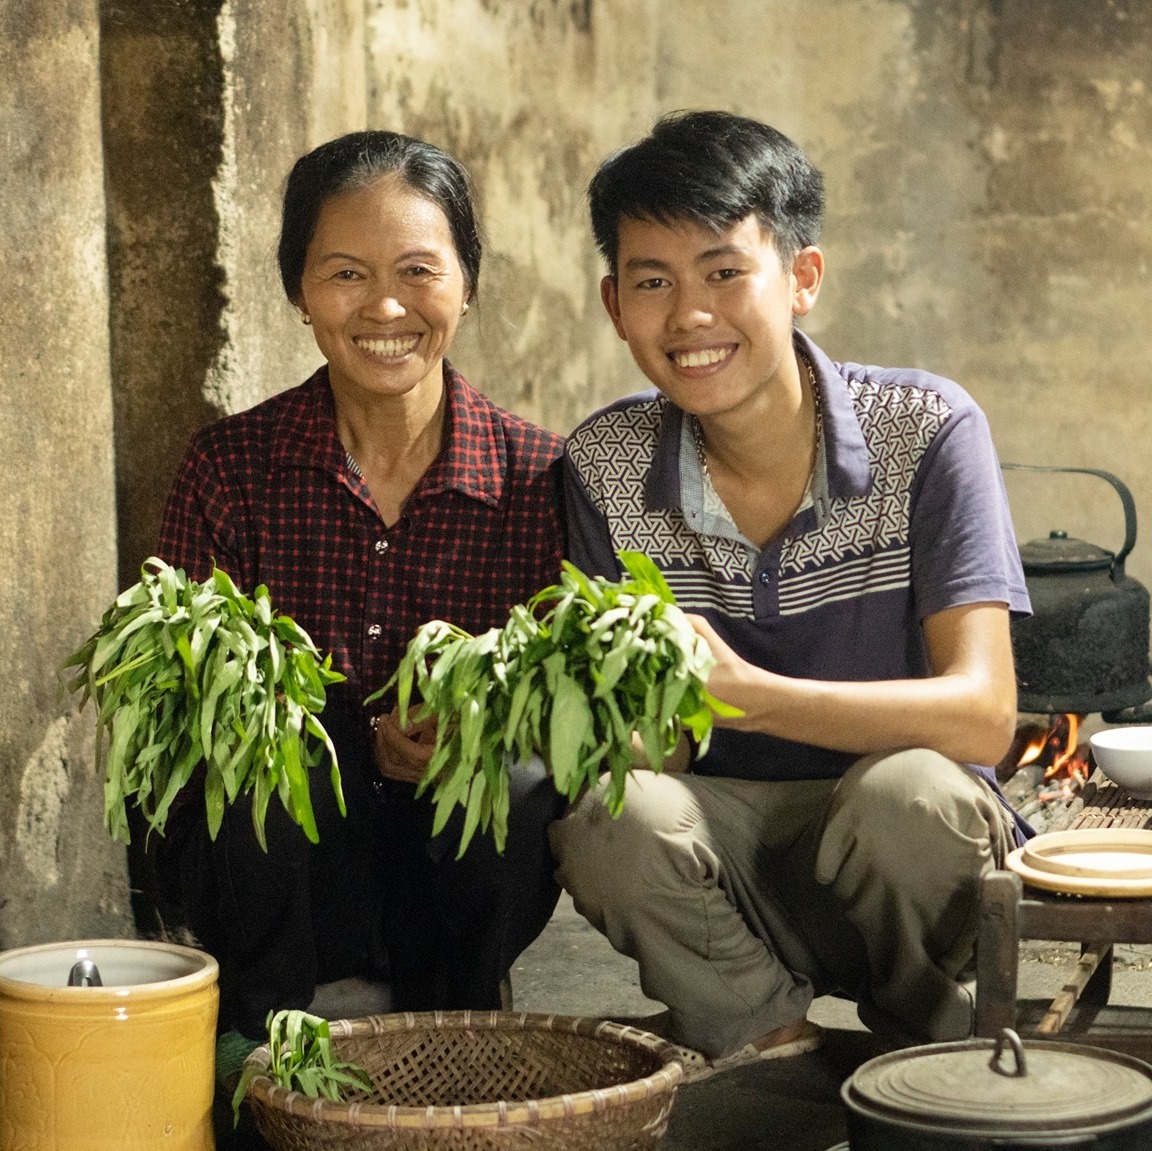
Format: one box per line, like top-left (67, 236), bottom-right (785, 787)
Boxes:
top-left (100, 0), bottom-right (228, 594)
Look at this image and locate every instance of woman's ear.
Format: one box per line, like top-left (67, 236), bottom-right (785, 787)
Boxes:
top-left (791, 246), bottom-right (824, 318)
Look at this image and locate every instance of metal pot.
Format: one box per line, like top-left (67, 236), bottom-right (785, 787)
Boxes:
top-left (1003, 465), bottom-right (1152, 715)
top-left (841, 1030), bottom-right (1152, 1149)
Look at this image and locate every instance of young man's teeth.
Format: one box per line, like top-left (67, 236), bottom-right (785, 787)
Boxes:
top-left (675, 347), bottom-right (728, 368)
top-left (357, 336), bottom-right (418, 357)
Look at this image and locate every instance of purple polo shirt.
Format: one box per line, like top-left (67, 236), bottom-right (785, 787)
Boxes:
top-left (564, 331), bottom-right (1030, 784)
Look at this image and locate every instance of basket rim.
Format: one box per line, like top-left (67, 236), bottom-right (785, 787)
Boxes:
top-left (244, 1010), bottom-right (684, 1130)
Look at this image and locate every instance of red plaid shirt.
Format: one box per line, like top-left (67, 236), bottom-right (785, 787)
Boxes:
top-left (158, 362), bottom-right (565, 787)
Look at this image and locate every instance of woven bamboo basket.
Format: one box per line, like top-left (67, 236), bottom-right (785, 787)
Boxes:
top-left (242, 1010), bottom-right (684, 1151)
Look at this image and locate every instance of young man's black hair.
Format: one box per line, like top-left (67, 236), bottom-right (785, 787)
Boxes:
top-left (588, 109), bottom-right (826, 275)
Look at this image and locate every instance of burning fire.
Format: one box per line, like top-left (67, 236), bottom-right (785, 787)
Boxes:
top-left (1014, 713), bottom-right (1090, 795)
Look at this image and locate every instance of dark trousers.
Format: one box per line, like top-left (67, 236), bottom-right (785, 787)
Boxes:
top-left (157, 756), bottom-right (564, 1039)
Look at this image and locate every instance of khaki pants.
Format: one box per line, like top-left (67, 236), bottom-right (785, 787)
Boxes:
top-left (548, 750), bottom-right (1017, 1058)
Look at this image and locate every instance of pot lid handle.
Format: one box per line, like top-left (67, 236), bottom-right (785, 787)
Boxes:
top-left (1002, 464), bottom-right (1137, 569)
top-left (67, 959), bottom-right (103, 987)
top-left (989, 1029), bottom-right (1027, 1078)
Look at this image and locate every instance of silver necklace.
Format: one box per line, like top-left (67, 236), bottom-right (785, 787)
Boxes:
top-left (692, 355), bottom-right (822, 482)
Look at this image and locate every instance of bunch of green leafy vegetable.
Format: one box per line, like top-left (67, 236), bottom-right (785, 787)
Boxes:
top-left (373, 550), bottom-right (739, 857)
top-left (232, 1009), bottom-right (373, 1122)
top-left (61, 557), bottom-right (346, 850)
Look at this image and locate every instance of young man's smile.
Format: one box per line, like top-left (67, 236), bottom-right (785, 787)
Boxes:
top-left (668, 343), bottom-right (737, 372)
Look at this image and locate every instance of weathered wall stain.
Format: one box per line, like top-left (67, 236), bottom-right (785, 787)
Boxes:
top-left (16, 719), bottom-right (72, 888)
top-left (100, 0), bottom-right (231, 591)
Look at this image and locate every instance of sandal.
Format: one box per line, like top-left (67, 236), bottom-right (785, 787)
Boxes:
top-left (685, 1018), bottom-right (824, 1084)
top-left (604, 1012), bottom-right (823, 1085)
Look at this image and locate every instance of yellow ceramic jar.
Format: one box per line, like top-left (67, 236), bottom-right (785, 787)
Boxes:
top-left (0, 939), bottom-right (218, 1151)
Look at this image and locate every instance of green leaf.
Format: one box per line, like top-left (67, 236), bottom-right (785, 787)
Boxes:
top-left (548, 672), bottom-right (592, 794)
top-left (204, 768), bottom-right (226, 842)
top-left (456, 771), bottom-right (488, 859)
top-left (233, 1009), bottom-right (372, 1123)
top-left (618, 550), bottom-right (675, 601)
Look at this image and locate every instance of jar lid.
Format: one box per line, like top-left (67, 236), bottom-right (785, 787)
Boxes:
top-left (843, 1031), bottom-right (1152, 1133)
top-left (1019, 531), bottom-right (1113, 572)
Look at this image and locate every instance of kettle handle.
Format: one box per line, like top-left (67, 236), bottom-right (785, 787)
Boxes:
top-left (1001, 464), bottom-right (1137, 570)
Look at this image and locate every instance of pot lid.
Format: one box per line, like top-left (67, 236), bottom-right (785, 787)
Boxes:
top-left (1019, 530), bottom-right (1113, 572)
top-left (843, 1030), bottom-right (1152, 1133)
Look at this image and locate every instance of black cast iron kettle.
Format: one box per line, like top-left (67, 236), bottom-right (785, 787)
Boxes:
top-left (1003, 464), bottom-right (1152, 717)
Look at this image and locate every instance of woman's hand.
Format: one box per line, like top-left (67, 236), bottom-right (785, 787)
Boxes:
top-left (374, 707), bottom-right (438, 784)
top-left (629, 728), bottom-right (694, 772)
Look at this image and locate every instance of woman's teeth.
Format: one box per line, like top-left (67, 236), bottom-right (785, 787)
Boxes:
top-left (356, 336), bottom-right (419, 357)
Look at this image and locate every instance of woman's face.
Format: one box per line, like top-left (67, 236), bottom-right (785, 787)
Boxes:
top-left (297, 173), bottom-right (469, 405)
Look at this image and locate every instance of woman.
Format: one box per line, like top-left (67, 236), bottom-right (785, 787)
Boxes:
top-left (155, 131), bottom-right (566, 1043)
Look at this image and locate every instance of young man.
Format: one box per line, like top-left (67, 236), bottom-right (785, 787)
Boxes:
top-left (550, 110), bottom-right (1031, 1080)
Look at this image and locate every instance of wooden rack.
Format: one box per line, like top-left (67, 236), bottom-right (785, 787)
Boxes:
top-left (975, 774), bottom-right (1152, 1058)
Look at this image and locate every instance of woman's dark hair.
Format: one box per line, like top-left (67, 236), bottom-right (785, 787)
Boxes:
top-left (588, 110), bottom-right (825, 275)
top-left (278, 129), bottom-right (482, 303)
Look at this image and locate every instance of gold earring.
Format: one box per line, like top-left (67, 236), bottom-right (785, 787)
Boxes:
top-left (461, 302), bottom-right (470, 316)
top-left (302, 313), bottom-right (312, 325)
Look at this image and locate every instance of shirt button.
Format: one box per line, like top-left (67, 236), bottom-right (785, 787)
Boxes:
top-left (367, 623), bottom-right (382, 638)
top-left (758, 570), bottom-right (772, 587)
top-left (375, 539), bottom-right (389, 554)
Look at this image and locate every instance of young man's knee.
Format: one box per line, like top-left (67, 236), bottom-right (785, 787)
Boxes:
top-left (820, 749), bottom-right (1003, 880)
top-left (549, 788), bottom-right (654, 876)
top-left (834, 748), bottom-right (996, 830)
top-left (549, 774), bottom-right (701, 905)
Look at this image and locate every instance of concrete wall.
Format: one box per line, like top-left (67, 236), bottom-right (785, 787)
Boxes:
top-left (0, 0), bottom-right (133, 946)
top-left (653, 0), bottom-right (1152, 583)
top-left (2, 0), bottom-right (1150, 945)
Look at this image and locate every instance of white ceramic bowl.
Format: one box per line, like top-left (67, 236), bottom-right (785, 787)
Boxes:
top-left (1090, 727), bottom-right (1152, 799)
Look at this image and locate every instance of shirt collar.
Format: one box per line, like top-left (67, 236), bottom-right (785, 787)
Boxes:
top-left (645, 330), bottom-right (874, 513)
top-left (270, 361), bottom-right (505, 509)
top-left (417, 362), bottom-right (505, 508)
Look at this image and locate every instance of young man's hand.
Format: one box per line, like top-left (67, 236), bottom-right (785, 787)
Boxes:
top-left (685, 613), bottom-right (753, 725)
top-left (686, 604), bottom-right (1017, 767)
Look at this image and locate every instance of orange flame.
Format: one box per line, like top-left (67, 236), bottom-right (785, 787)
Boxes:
top-left (1016, 730), bottom-right (1049, 768)
top-left (1043, 714), bottom-right (1082, 782)
top-left (1021, 713), bottom-right (1089, 788)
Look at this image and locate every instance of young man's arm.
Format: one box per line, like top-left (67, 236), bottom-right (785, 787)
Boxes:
top-left (562, 451), bottom-right (625, 579)
top-left (689, 600), bottom-right (1017, 768)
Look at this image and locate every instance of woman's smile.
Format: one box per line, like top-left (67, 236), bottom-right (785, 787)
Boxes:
top-left (354, 334), bottom-right (421, 359)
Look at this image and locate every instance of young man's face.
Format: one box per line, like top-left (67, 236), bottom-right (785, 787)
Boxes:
top-left (601, 213), bottom-right (822, 420)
